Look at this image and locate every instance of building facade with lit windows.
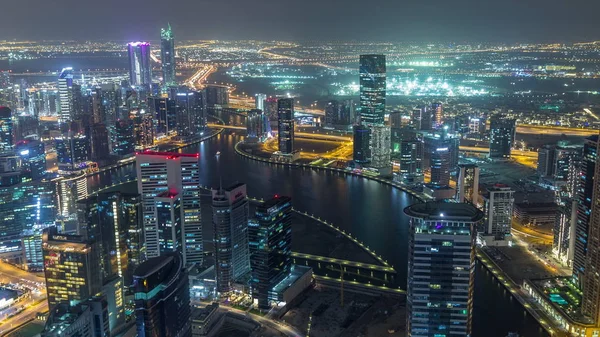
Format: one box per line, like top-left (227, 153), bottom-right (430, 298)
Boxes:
top-left (127, 42), bottom-right (152, 88)
top-left (160, 24), bottom-right (176, 87)
top-left (573, 135), bottom-right (598, 288)
top-left (249, 195), bottom-right (292, 309)
top-left (404, 202), bottom-right (483, 337)
top-left (55, 134), bottom-right (90, 173)
top-left (77, 192), bottom-right (143, 286)
top-left (16, 140), bottom-right (46, 180)
top-left (456, 164), bottom-right (480, 205)
top-left (359, 54), bottom-right (386, 126)
top-left (212, 183), bottom-right (250, 293)
top-left (481, 185), bottom-right (514, 244)
top-left (277, 98), bottom-right (294, 154)
top-left (42, 226), bottom-right (102, 310)
top-left (57, 68), bottom-right (73, 125)
top-left (0, 106), bottom-right (13, 152)
top-left (135, 151), bottom-right (202, 265)
top-left (489, 115), bottom-right (516, 159)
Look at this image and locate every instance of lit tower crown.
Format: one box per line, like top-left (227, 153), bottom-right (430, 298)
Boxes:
top-left (160, 24), bottom-right (176, 87)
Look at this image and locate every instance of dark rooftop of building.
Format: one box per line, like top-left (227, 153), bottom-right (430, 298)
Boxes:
top-left (404, 201), bottom-right (484, 222)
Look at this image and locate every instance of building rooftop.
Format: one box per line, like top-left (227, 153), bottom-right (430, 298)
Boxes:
top-left (43, 303), bottom-right (89, 335)
top-left (271, 265), bottom-right (312, 295)
top-left (404, 201), bottom-right (484, 222)
top-left (134, 254), bottom-right (174, 279)
top-left (136, 151), bottom-right (199, 159)
top-left (529, 277), bottom-right (592, 325)
top-left (191, 303), bottom-right (219, 323)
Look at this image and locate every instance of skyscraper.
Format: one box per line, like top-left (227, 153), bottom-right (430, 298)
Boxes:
top-left (430, 146), bottom-right (451, 186)
top-left (574, 135), bottom-right (598, 287)
top-left (89, 123), bottom-right (110, 162)
top-left (359, 54), bottom-right (386, 126)
top-left (0, 106), bottom-right (13, 152)
top-left (582, 136), bottom-right (600, 323)
top-left (246, 109), bottom-right (270, 143)
top-left (58, 68), bottom-right (73, 125)
top-left (55, 133), bottom-right (90, 172)
top-left (42, 226), bottom-right (102, 310)
top-left (404, 202), bottom-right (483, 337)
top-left (481, 185), bottom-right (514, 244)
top-left (399, 138), bottom-right (423, 183)
top-left (174, 88), bottom-right (206, 139)
top-left (431, 102), bottom-right (443, 129)
top-left (411, 107), bottom-right (431, 131)
top-left (255, 93), bottom-right (267, 111)
top-left (131, 109), bottom-right (154, 149)
top-left (77, 192), bottom-right (143, 285)
top-left (110, 119), bottom-right (135, 157)
top-left (456, 164), bottom-right (480, 204)
top-left (277, 98), bottom-right (294, 154)
top-left (135, 151), bottom-right (202, 264)
top-left (127, 42), bottom-right (152, 88)
top-left (325, 100), bottom-right (354, 129)
top-left (160, 24), bottom-right (176, 87)
top-left (489, 115), bottom-right (516, 159)
top-left (353, 125), bottom-right (370, 164)
top-left (554, 200), bottom-right (578, 266)
top-left (250, 195), bottom-right (292, 309)
top-left (537, 145), bottom-right (556, 177)
top-left (133, 252), bottom-right (191, 337)
top-left (212, 183), bottom-right (251, 293)
top-left (16, 139), bottom-right (46, 180)
top-left (369, 125), bottom-right (392, 175)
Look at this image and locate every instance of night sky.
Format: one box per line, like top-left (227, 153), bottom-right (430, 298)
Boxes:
top-left (3, 0), bottom-right (600, 42)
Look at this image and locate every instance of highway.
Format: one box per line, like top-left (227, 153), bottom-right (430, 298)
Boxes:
top-left (517, 124), bottom-right (599, 136)
top-left (0, 262), bottom-right (47, 336)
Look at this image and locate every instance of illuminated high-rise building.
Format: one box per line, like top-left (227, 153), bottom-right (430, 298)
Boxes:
top-left (58, 67), bottom-right (74, 125)
top-left (353, 125), bottom-right (370, 164)
top-left (359, 54), bottom-right (386, 126)
top-left (481, 185), bottom-right (514, 243)
top-left (580, 132), bottom-right (600, 324)
top-left (110, 119), bottom-right (135, 157)
top-left (250, 195), bottom-right (292, 309)
top-left (554, 200), bottom-right (578, 266)
top-left (369, 125), bottom-right (392, 175)
top-left (246, 109), bottom-right (270, 142)
top-left (431, 102), bottom-right (443, 129)
top-left (160, 24), bottom-right (176, 87)
top-left (399, 138), bottom-right (423, 183)
top-left (0, 106), bottom-right (13, 152)
top-left (212, 183), bottom-right (251, 293)
top-left (42, 226), bottom-right (102, 310)
top-left (430, 146), bottom-right (451, 186)
top-left (77, 192), bottom-right (143, 285)
top-left (131, 109), bottom-right (154, 149)
top-left (255, 93), bottom-right (267, 111)
top-left (489, 115), bottom-right (516, 159)
top-left (404, 202), bottom-right (483, 337)
top-left (456, 164), bottom-right (480, 205)
top-left (148, 96), bottom-right (176, 136)
top-left (573, 135), bottom-right (598, 287)
top-left (135, 151), bottom-right (202, 265)
top-left (16, 139), bottom-right (46, 180)
top-left (57, 173), bottom-right (88, 218)
top-left (174, 88), bottom-right (206, 139)
top-left (277, 98), bottom-right (294, 154)
top-left (127, 42), bottom-right (152, 88)
top-left (133, 252), bottom-right (191, 337)
top-left (55, 133), bottom-right (89, 173)
top-left (325, 100), bottom-right (354, 129)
